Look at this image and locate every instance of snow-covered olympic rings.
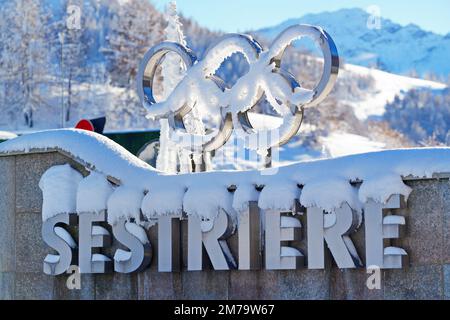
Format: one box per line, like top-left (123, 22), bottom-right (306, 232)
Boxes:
top-left (137, 24), bottom-right (339, 153)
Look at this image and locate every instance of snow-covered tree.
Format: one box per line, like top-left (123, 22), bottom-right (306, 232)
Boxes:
top-left (384, 88), bottom-right (450, 145)
top-left (0, 0), bottom-right (51, 128)
top-left (99, 0), bottom-right (164, 130)
top-left (156, 1), bottom-right (185, 173)
top-left (157, 1), bottom-right (206, 173)
top-left (103, 0), bottom-right (163, 87)
top-left (49, 0), bottom-right (91, 125)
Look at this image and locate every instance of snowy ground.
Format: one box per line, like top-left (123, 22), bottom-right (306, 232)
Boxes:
top-left (213, 113), bottom-right (387, 169)
top-left (321, 132), bottom-right (385, 158)
top-left (340, 64), bottom-right (447, 120)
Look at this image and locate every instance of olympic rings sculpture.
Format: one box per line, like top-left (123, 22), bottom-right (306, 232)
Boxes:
top-left (137, 24), bottom-right (339, 154)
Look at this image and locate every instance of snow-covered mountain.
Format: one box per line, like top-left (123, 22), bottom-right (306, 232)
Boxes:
top-left (255, 8), bottom-right (450, 77)
top-left (338, 63), bottom-right (446, 120)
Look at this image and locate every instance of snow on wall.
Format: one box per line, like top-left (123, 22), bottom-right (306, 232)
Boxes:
top-left (2, 129), bottom-right (450, 225)
top-left (76, 172), bottom-right (114, 214)
top-left (0, 129), bottom-right (157, 187)
top-left (107, 186), bottom-right (145, 225)
top-left (38, 164), bottom-right (83, 221)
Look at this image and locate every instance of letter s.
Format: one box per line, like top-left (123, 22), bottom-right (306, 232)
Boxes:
top-left (42, 213), bottom-right (77, 275)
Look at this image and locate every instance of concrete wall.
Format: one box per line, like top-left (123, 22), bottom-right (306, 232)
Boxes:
top-left (1, 151), bottom-right (450, 300)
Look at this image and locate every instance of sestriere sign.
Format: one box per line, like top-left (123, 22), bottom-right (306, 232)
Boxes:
top-left (42, 195), bottom-right (408, 275)
top-left (40, 24), bottom-right (406, 277)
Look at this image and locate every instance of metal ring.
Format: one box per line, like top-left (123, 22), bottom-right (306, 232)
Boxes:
top-left (269, 24), bottom-right (339, 108)
top-left (233, 69), bottom-right (304, 149)
top-left (163, 33), bottom-right (263, 153)
top-left (192, 33), bottom-right (263, 152)
top-left (137, 25), bottom-right (339, 155)
top-left (200, 33), bottom-right (263, 75)
top-left (136, 41), bottom-right (197, 117)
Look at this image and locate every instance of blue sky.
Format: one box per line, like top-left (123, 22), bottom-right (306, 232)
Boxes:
top-left (151, 0), bottom-right (450, 35)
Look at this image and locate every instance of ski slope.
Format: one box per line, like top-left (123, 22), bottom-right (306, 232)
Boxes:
top-left (321, 132), bottom-right (386, 158)
top-left (340, 63), bottom-right (447, 120)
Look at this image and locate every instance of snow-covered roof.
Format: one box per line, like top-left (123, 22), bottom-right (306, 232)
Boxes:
top-left (1, 129), bottom-right (450, 225)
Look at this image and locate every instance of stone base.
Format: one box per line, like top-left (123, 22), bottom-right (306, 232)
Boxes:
top-left (1, 151), bottom-right (450, 300)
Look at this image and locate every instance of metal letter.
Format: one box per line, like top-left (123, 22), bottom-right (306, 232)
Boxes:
top-left (158, 215), bottom-right (181, 272)
top-left (79, 212), bottom-right (112, 273)
top-left (187, 210), bottom-right (237, 271)
top-left (365, 194), bottom-right (408, 269)
top-left (112, 218), bottom-right (152, 273)
top-left (238, 202), bottom-right (262, 270)
top-left (42, 213), bottom-right (77, 275)
top-left (265, 210), bottom-right (304, 270)
top-left (307, 203), bottom-right (363, 269)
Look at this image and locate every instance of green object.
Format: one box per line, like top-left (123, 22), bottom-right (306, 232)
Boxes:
top-left (104, 130), bottom-right (160, 156)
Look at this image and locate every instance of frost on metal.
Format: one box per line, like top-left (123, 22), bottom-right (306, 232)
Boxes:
top-left (137, 24), bottom-right (339, 155)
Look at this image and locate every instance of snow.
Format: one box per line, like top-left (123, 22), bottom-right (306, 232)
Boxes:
top-left (3, 129), bottom-right (450, 224)
top-left (38, 164), bottom-right (83, 221)
top-left (300, 176), bottom-right (361, 213)
top-left (107, 186), bottom-right (145, 225)
top-left (280, 216), bottom-right (301, 228)
top-left (0, 131), bottom-right (17, 140)
top-left (125, 222), bottom-right (149, 244)
top-left (92, 226), bottom-right (110, 236)
top-left (246, 113), bottom-right (283, 130)
top-left (358, 174), bottom-right (412, 207)
top-left (92, 254), bottom-right (111, 262)
top-left (44, 254), bottom-right (60, 264)
top-left (281, 246), bottom-right (303, 257)
top-left (156, 2), bottom-right (191, 174)
top-left (340, 63), bottom-right (446, 120)
top-left (383, 215), bottom-right (406, 225)
top-left (268, 24), bottom-right (323, 60)
top-left (232, 183), bottom-right (259, 214)
top-left (323, 213), bottom-right (336, 228)
top-left (146, 23), bottom-right (319, 154)
top-left (384, 247), bottom-right (408, 256)
top-left (141, 180), bottom-right (185, 217)
top-left (321, 132), bottom-right (385, 158)
top-left (55, 226), bottom-right (77, 249)
top-left (258, 181), bottom-right (300, 212)
top-left (223, 46), bottom-right (313, 153)
top-left (0, 129), bottom-right (156, 188)
top-left (114, 249), bottom-right (132, 262)
top-left (183, 182), bottom-right (236, 227)
top-left (156, 119), bottom-right (179, 173)
top-left (77, 172), bottom-right (115, 214)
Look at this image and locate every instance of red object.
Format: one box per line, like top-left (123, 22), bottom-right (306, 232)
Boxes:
top-left (75, 119), bottom-right (95, 132)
